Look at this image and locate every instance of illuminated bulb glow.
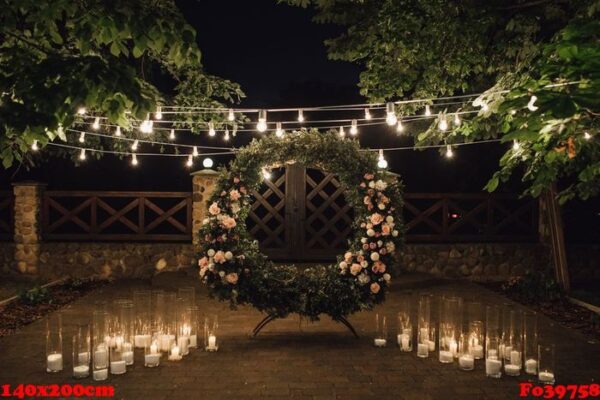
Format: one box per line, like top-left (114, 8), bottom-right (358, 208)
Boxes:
top-left (513, 141), bottom-right (520, 150)
top-left (92, 117), bottom-right (100, 130)
top-left (256, 110), bottom-right (268, 132)
top-left (131, 139), bottom-right (139, 151)
top-left (584, 132), bottom-right (591, 140)
top-left (140, 115), bottom-right (153, 134)
top-left (79, 148), bottom-right (86, 160)
top-left (445, 145), bottom-right (454, 158)
top-left (377, 149), bottom-right (388, 169)
top-left (31, 140), bottom-right (39, 151)
top-left (192, 146), bottom-right (199, 157)
top-left (364, 108), bottom-right (372, 120)
top-left (228, 109), bottom-right (235, 121)
top-left (262, 168), bottom-right (272, 180)
top-left (79, 132), bottom-right (85, 143)
top-left (275, 122), bottom-right (284, 138)
top-left (169, 129), bottom-right (175, 140)
top-left (203, 158), bottom-right (214, 169)
top-left (155, 107), bottom-right (162, 120)
top-left (424, 105), bottom-right (431, 117)
top-left (224, 129), bottom-right (230, 141)
top-left (77, 107), bottom-right (86, 115)
top-left (438, 114), bottom-right (448, 131)
top-left (297, 109), bottom-right (305, 123)
top-left (131, 154), bottom-right (138, 166)
top-left (386, 102), bottom-right (397, 126)
top-left (396, 120), bottom-right (404, 134)
top-left (454, 113), bottom-right (461, 126)
top-left (350, 119), bottom-right (358, 135)
top-left (208, 122), bottom-right (216, 137)
top-left (339, 126), bottom-right (345, 138)
top-left (527, 95), bottom-right (539, 112)
top-left (186, 154), bottom-right (193, 167)
top-left (115, 126), bottom-right (122, 136)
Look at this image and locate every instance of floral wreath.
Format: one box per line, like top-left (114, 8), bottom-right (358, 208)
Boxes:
top-left (197, 130), bottom-right (404, 320)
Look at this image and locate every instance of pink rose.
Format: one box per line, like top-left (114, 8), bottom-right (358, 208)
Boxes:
top-left (225, 272), bottom-right (239, 284)
top-left (230, 189), bottom-right (241, 201)
top-left (362, 244), bottom-right (369, 251)
top-left (364, 173), bottom-right (374, 180)
top-left (381, 224), bottom-right (391, 235)
top-left (233, 177), bottom-right (240, 184)
top-left (344, 252), bottom-right (353, 262)
top-left (222, 217), bottom-right (237, 229)
top-left (370, 282), bottom-right (381, 294)
top-left (370, 213), bottom-right (384, 225)
top-left (369, 242), bottom-right (376, 250)
top-left (198, 257), bottom-right (209, 268)
top-left (208, 202), bottom-right (221, 215)
top-left (380, 248), bottom-right (387, 255)
top-left (213, 251), bottom-right (226, 264)
top-left (360, 182), bottom-right (366, 188)
top-left (357, 255), bottom-right (365, 263)
top-left (363, 196), bottom-right (371, 205)
top-left (373, 261), bottom-right (386, 274)
top-left (350, 263), bottom-right (362, 276)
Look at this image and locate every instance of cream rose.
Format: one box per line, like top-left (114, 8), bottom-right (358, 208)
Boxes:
top-left (208, 202), bottom-right (221, 215)
top-left (370, 282), bottom-right (381, 294)
top-left (225, 272), bottom-right (239, 284)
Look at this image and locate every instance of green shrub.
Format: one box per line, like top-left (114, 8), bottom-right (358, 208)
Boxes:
top-left (18, 286), bottom-right (51, 305)
top-left (501, 269), bottom-right (564, 303)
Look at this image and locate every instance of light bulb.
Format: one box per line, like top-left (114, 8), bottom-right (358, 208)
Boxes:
top-left (262, 168), bottom-right (271, 180)
top-left (454, 113), bottom-right (461, 126)
top-left (513, 141), bottom-right (520, 150)
top-left (424, 105), bottom-right (431, 117)
top-left (203, 158), bottom-right (214, 169)
top-left (386, 102), bottom-right (397, 126)
top-left (169, 129), bottom-right (175, 140)
top-left (510, 109), bottom-right (517, 115)
top-left (350, 119), bottom-right (358, 135)
top-left (377, 149), bottom-right (388, 169)
top-left (131, 139), bottom-right (139, 151)
top-left (131, 154), bottom-right (138, 166)
top-left (584, 132), bottom-right (591, 140)
top-left (364, 108), bottom-right (372, 120)
top-left (192, 146), bottom-right (199, 157)
top-left (527, 95), bottom-right (539, 112)
top-left (79, 132), bottom-right (85, 143)
top-left (155, 106), bottom-right (162, 120)
top-left (232, 125), bottom-right (237, 137)
top-left (57, 124), bottom-right (64, 137)
top-left (186, 154), bottom-right (193, 168)
top-left (79, 148), bottom-right (86, 160)
top-left (438, 114), bottom-right (448, 131)
top-left (140, 115), bottom-right (153, 133)
top-left (224, 129), bottom-right (230, 141)
top-left (256, 109), bottom-right (267, 132)
top-left (115, 126), bottom-right (122, 136)
top-left (396, 120), bottom-right (404, 134)
top-left (228, 108), bottom-right (235, 121)
top-left (297, 109), bottom-right (305, 123)
top-left (275, 122), bottom-right (284, 138)
top-left (445, 145), bottom-right (454, 158)
top-left (208, 122), bottom-right (216, 137)
top-left (31, 140), bottom-right (39, 151)
top-left (77, 107), bottom-right (86, 115)
top-left (92, 117), bottom-right (100, 130)
top-left (339, 126), bottom-right (345, 138)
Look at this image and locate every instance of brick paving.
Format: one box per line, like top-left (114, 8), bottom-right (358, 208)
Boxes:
top-left (0, 271), bottom-right (598, 400)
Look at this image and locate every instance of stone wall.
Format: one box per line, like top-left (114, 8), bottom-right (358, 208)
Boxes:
top-left (400, 243), bottom-right (549, 281)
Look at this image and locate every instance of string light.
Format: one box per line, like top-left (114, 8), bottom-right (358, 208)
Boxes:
top-left (396, 120), bottom-right (404, 134)
top-left (140, 115), bottom-right (153, 134)
top-left (510, 109), bottom-right (517, 115)
top-left (364, 108), bottom-right (372, 120)
top-left (31, 140), bottom-right (39, 151)
top-left (262, 168), bottom-right (271, 180)
top-left (377, 149), bottom-right (388, 169)
top-left (79, 132), bottom-right (85, 143)
top-left (208, 122), bottom-right (216, 137)
top-left (79, 148), bottom-right (86, 160)
top-left (481, 102), bottom-right (489, 111)
top-left (424, 105), bottom-right (431, 117)
top-left (584, 132), bottom-right (591, 140)
top-left (232, 125), bottom-right (238, 137)
top-left (203, 158), bottom-right (214, 169)
top-left (256, 109), bottom-right (268, 132)
top-left (92, 117), bottom-right (100, 130)
top-left (454, 113), bottom-right (461, 126)
top-left (350, 119), bottom-right (358, 135)
top-left (438, 113), bottom-right (448, 131)
top-left (131, 139), bottom-right (139, 151)
top-left (186, 154), bottom-right (193, 167)
top-left (115, 126), bottom-right (122, 136)
top-left (169, 129), bottom-right (175, 140)
top-left (224, 129), bottom-right (230, 141)
top-left (131, 154), bottom-right (138, 166)
top-left (275, 122), bottom-right (284, 138)
top-left (445, 145), bottom-right (454, 158)
top-left (77, 107), bottom-right (86, 115)
top-left (512, 141), bottom-right (520, 150)
top-left (155, 106), bottom-right (163, 120)
top-left (339, 126), bottom-right (345, 138)
top-left (297, 109), bottom-right (305, 123)
top-left (228, 109), bottom-right (235, 121)
top-left (385, 102), bottom-right (397, 126)
top-left (192, 146), bottom-right (199, 157)
top-left (527, 95), bottom-right (539, 111)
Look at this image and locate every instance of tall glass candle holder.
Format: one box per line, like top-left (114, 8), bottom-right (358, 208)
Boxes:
top-left (486, 304), bottom-right (501, 341)
top-left (72, 324), bottom-right (90, 379)
top-left (144, 336), bottom-right (161, 367)
top-left (188, 306), bottom-right (199, 348)
top-left (46, 312), bottom-right (63, 373)
top-left (500, 303), bottom-right (515, 359)
top-left (176, 298), bottom-right (191, 356)
top-left (151, 289), bottom-right (165, 333)
top-left (115, 300), bottom-right (134, 365)
top-left (458, 334), bottom-right (474, 371)
top-left (485, 336), bottom-right (502, 378)
top-left (397, 294), bottom-right (412, 352)
top-left (93, 308), bottom-right (109, 348)
top-left (538, 344), bottom-right (555, 384)
top-left (92, 342), bottom-right (108, 381)
top-left (466, 302), bottom-right (484, 359)
top-left (373, 313), bottom-right (387, 347)
top-left (439, 296), bottom-right (461, 363)
top-left (109, 334), bottom-right (126, 375)
top-left (503, 309), bottom-right (523, 376)
top-left (204, 315), bottom-right (219, 352)
top-left (177, 287), bottom-right (195, 308)
top-left (524, 312), bottom-right (538, 375)
top-left (417, 293), bottom-right (432, 358)
top-left (133, 290), bottom-right (152, 348)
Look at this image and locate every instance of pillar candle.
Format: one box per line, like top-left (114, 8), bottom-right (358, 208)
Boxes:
top-left (458, 355), bottom-right (474, 370)
top-left (505, 364), bottom-right (521, 376)
top-left (471, 345), bottom-right (484, 359)
top-left (538, 371), bottom-right (555, 384)
top-left (525, 359), bottom-right (538, 375)
top-left (93, 368), bottom-right (108, 381)
top-left (486, 358), bottom-right (502, 377)
top-left (189, 335), bottom-right (197, 348)
top-left (73, 365), bottom-right (89, 379)
top-left (373, 338), bottom-right (386, 347)
top-left (110, 360), bottom-right (126, 375)
top-left (417, 343), bottom-right (429, 358)
top-left (46, 354), bottom-right (63, 372)
top-left (439, 350), bottom-right (453, 363)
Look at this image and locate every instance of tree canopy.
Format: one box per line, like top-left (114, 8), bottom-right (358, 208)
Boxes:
top-left (0, 0), bottom-right (243, 168)
top-left (286, 0), bottom-right (600, 202)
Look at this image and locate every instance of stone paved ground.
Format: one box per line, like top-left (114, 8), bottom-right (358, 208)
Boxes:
top-left (0, 271), bottom-right (598, 400)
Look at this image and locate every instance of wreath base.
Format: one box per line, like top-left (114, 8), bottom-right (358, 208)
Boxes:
top-left (251, 313), bottom-right (360, 338)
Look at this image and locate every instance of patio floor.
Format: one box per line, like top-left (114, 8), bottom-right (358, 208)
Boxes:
top-left (0, 271), bottom-right (598, 400)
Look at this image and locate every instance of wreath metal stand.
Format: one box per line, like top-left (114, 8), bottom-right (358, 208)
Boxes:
top-left (252, 314), bottom-right (359, 338)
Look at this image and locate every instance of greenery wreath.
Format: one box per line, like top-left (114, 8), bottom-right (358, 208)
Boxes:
top-left (197, 129), bottom-right (404, 320)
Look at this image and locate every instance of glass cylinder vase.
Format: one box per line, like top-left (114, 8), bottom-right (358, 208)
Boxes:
top-left (397, 294), bottom-right (412, 352)
top-left (485, 336), bottom-right (502, 379)
top-left (176, 298), bottom-right (191, 356)
top-left (524, 311), bottom-right (538, 375)
top-left (72, 324), bottom-right (90, 379)
top-left (204, 315), bottom-right (219, 352)
top-left (133, 290), bottom-right (152, 348)
top-left (439, 296), bottom-right (461, 363)
top-left (538, 344), bottom-right (555, 384)
top-left (417, 293), bottom-right (433, 358)
top-left (46, 312), bottom-right (63, 373)
top-left (466, 301), bottom-right (484, 359)
top-left (373, 313), bottom-right (387, 348)
top-left (92, 342), bottom-right (109, 381)
top-left (144, 336), bottom-right (161, 367)
top-left (458, 334), bottom-right (474, 371)
top-left (503, 308), bottom-right (523, 377)
top-left (109, 334), bottom-right (126, 375)
top-left (188, 305), bottom-right (199, 349)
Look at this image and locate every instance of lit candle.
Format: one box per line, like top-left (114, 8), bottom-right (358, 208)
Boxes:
top-left (471, 344), bottom-right (484, 359)
top-left (486, 358), bottom-right (502, 377)
top-left (46, 353), bottom-right (63, 372)
top-left (510, 350), bottom-right (521, 366)
top-left (439, 350), bottom-right (453, 363)
top-left (427, 340), bottom-right (435, 351)
top-left (134, 334), bottom-right (151, 348)
top-left (417, 343), bottom-right (429, 357)
top-left (505, 364), bottom-right (521, 376)
top-left (458, 355), bottom-right (474, 370)
top-left (525, 359), bottom-right (538, 375)
top-left (168, 345), bottom-right (182, 361)
top-left (449, 339), bottom-right (458, 357)
top-left (73, 365), bottom-right (89, 379)
top-left (208, 335), bottom-right (217, 349)
top-left (189, 334), bottom-right (197, 348)
top-left (538, 371), bottom-right (555, 384)
top-left (94, 348), bottom-right (108, 368)
top-left (397, 334), bottom-right (411, 351)
top-left (122, 342), bottom-right (134, 365)
top-left (93, 368), bottom-right (108, 381)
top-left (110, 360), bottom-right (126, 375)
top-left (177, 336), bottom-right (189, 356)
top-left (160, 334), bottom-right (172, 352)
top-left (374, 338), bottom-right (387, 347)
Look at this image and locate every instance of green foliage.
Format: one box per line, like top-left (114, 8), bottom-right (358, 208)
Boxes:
top-left (18, 285), bottom-right (52, 305)
top-left (197, 130), bottom-right (405, 319)
top-left (0, 0), bottom-right (244, 168)
top-left (502, 269), bottom-right (564, 303)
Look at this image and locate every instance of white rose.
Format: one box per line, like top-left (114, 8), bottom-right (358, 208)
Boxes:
top-left (383, 273), bottom-right (391, 282)
top-left (358, 273), bottom-right (371, 285)
top-left (207, 249), bottom-right (215, 257)
top-left (339, 261), bottom-right (348, 270)
top-left (367, 229), bottom-right (375, 237)
top-left (361, 260), bottom-right (368, 268)
top-left (370, 252), bottom-right (380, 261)
top-left (208, 263), bottom-right (215, 271)
top-left (386, 242), bottom-right (396, 252)
top-left (361, 238), bottom-right (368, 244)
top-left (202, 218), bottom-right (210, 225)
top-left (368, 181), bottom-right (375, 188)
top-left (386, 216), bottom-right (394, 223)
top-left (378, 203), bottom-right (386, 210)
top-left (375, 180), bottom-right (387, 190)
top-left (377, 240), bottom-right (383, 247)
top-left (225, 251), bottom-right (233, 260)
top-left (392, 230), bottom-right (398, 237)
top-left (218, 270), bottom-right (225, 277)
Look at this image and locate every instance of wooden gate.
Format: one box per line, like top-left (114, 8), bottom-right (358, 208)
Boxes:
top-left (247, 164), bottom-right (353, 261)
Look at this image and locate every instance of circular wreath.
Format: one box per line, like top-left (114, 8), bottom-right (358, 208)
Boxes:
top-left (197, 130), bottom-right (404, 320)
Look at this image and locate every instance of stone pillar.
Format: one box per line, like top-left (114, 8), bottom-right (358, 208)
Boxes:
top-left (12, 182), bottom-right (46, 275)
top-left (190, 169), bottom-right (219, 249)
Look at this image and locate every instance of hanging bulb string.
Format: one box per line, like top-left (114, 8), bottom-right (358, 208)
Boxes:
top-left (46, 142), bottom-right (237, 157)
top-left (370, 138), bottom-right (503, 152)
